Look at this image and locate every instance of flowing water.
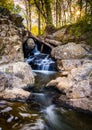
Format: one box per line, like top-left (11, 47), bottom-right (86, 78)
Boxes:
top-left (0, 72), bottom-right (92, 130)
top-left (0, 44), bottom-right (92, 130)
top-left (26, 44), bottom-right (57, 71)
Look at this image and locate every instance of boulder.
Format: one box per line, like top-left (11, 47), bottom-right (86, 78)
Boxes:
top-left (23, 38), bottom-right (36, 58)
top-left (51, 42), bottom-right (91, 60)
top-left (46, 77), bottom-right (73, 92)
top-left (52, 28), bottom-right (67, 41)
top-left (46, 60), bottom-right (92, 112)
top-left (0, 62), bottom-right (35, 100)
top-left (0, 72), bottom-right (30, 100)
top-left (48, 26), bottom-right (92, 44)
top-left (57, 59), bottom-right (82, 72)
top-left (0, 7), bottom-right (26, 64)
top-left (0, 62), bottom-right (35, 86)
top-left (26, 38), bottom-right (35, 50)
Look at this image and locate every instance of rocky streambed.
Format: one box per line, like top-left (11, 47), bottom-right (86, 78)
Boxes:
top-left (0, 6), bottom-right (92, 130)
top-left (0, 72), bottom-right (92, 130)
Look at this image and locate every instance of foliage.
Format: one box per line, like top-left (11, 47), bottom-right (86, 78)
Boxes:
top-left (1, 0), bottom-right (92, 37)
top-left (31, 25), bottom-right (38, 35)
top-left (69, 14), bottom-right (92, 33)
top-left (68, 14), bottom-right (92, 46)
top-left (0, 0), bottom-right (21, 13)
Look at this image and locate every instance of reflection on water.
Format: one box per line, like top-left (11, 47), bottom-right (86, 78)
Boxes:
top-left (0, 72), bottom-right (92, 130)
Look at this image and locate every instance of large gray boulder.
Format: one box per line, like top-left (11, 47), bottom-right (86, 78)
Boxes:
top-left (0, 72), bottom-right (30, 100)
top-left (47, 60), bottom-right (92, 112)
top-left (57, 59), bottom-right (82, 72)
top-left (0, 62), bottom-right (35, 100)
top-left (51, 42), bottom-right (91, 60)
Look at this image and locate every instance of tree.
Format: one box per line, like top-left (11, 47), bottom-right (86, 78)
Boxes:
top-left (34, 0), bottom-right (53, 26)
top-left (23, 0), bottom-right (33, 31)
top-left (0, 0), bottom-right (20, 13)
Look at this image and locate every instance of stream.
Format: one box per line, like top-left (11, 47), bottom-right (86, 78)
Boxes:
top-left (0, 43), bottom-right (92, 130)
top-left (0, 72), bottom-right (92, 130)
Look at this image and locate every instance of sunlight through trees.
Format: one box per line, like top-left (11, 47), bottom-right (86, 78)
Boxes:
top-left (1, 0), bottom-right (92, 35)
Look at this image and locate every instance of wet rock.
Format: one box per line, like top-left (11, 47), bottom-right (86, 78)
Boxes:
top-left (47, 61), bottom-right (92, 112)
top-left (51, 42), bottom-right (91, 60)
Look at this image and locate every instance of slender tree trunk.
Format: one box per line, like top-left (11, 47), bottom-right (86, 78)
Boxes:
top-left (44, 0), bottom-right (53, 26)
top-left (68, 0), bottom-right (72, 22)
top-left (28, 0), bottom-right (31, 31)
top-left (58, 0), bottom-right (61, 27)
top-left (24, 0), bottom-right (29, 29)
top-left (90, 2), bottom-right (92, 15)
top-left (85, 0), bottom-right (88, 15)
top-left (79, 0), bottom-right (83, 18)
top-left (56, 0), bottom-right (58, 27)
top-left (38, 12), bottom-right (41, 35)
top-left (90, 1), bottom-right (92, 23)
top-left (64, 11), bottom-right (66, 25)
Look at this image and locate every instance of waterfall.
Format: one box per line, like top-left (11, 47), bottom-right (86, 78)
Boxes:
top-left (26, 44), bottom-right (56, 71)
top-left (32, 44), bottom-right (40, 55)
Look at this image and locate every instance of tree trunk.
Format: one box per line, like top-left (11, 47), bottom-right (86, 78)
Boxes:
top-left (24, 0), bottom-right (29, 29)
top-left (44, 0), bottom-right (53, 26)
top-left (79, 0), bottom-right (83, 18)
top-left (58, 0), bottom-right (61, 27)
top-left (56, 0), bottom-right (58, 27)
top-left (85, 0), bottom-right (88, 15)
top-left (28, 0), bottom-right (31, 31)
top-left (38, 11), bottom-right (41, 35)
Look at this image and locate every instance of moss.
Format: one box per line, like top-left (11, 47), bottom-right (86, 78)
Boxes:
top-left (64, 16), bottom-right (92, 46)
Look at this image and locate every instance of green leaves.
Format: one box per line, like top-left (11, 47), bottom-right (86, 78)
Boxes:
top-left (0, 0), bottom-right (21, 13)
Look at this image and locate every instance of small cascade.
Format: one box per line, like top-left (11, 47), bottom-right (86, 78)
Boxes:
top-left (26, 44), bottom-right (57, 71)
top-left (31, 44), bottom-right (40, 55)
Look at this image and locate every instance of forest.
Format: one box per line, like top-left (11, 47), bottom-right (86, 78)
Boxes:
top-left (1, 0), bottom-right (92, 35)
